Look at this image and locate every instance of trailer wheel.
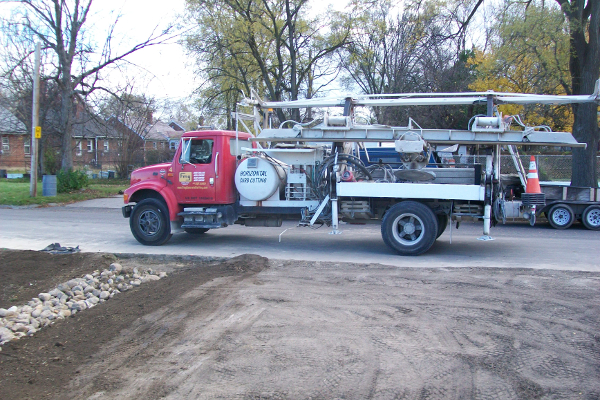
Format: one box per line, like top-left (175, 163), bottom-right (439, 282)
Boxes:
top-left (547, 204), bottom-right (574, 230)
top-left (436, 214), bottom-right (449, 238)
top-left (184, 228), bottom-right (210, 234)
top-left (130, 198), bottom-right (172, 245)
top-left (381, 201), bottom-right (438, 256)
top-left (582, 205), bottom-right (600, 230)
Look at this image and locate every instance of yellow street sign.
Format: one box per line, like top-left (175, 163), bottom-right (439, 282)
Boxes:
top-left (34, 126), bottom-right (41, 139)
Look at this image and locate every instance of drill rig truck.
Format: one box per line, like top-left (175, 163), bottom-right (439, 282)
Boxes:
top-left (122, 85), bottom-right (599, 255)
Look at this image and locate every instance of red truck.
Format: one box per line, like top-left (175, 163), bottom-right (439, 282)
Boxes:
top-left (122, 130), bottom-right (255, 246)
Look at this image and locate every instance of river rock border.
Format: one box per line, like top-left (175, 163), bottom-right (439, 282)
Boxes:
top-left (0, 263), bottom-right (167, 346)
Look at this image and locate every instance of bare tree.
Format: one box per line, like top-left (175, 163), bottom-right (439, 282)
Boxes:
top-left (555, 0), bottom-right (599, 187)
top-left (98, 88), bottom-right (158, 179)
top-left (186, 0), bottom-right (349, 125)
top-left (0, 26), bottom-right (64, 174)
top-left (460, 0), bottom-right (599, 186)
top-left (2, 0), bottom-right (176, 172)
top-left (162, 99), bottom-right (201, 131)
top-left (339, 0), bottom-right (477, 128)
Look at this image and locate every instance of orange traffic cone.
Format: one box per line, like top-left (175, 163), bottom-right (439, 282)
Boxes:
top-left (525, 155), bottom-right (542, 194)
top-left (522, 156), bottom-right (545, 218)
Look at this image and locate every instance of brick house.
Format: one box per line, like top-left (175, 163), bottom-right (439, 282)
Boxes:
top-left (0, 104), bottom-right (186, 176)
top-left (108, 115), bottom-right (185, 167)
top-left (0, 106), bottom-right (29, 171)
top-left (142, 120), bottom-right (185, 164)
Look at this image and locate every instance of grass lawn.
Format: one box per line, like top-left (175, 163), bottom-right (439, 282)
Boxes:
top-left (0, 179), bottom-right (129, 206)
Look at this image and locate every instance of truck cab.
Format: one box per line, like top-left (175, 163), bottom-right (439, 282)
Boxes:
top-left (122, 130), bottom-right (254, 245)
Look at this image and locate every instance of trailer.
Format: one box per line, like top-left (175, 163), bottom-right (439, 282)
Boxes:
top-left (499, 171), bottom-right (600, 230)
top-left (122, 84), bottom-right (599, 255)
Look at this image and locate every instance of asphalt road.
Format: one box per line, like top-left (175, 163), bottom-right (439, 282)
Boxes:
top-left (1, 196), bottom-right (599, 271)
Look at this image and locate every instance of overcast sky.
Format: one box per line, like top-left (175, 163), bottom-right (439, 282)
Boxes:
top-left (96, 0), bottom-right (343, 104)
top-left (96, 0), bottom-right (196, 103)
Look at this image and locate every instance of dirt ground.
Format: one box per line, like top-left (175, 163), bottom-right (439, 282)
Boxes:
top-left (1, 249), bottom-right (599, 400)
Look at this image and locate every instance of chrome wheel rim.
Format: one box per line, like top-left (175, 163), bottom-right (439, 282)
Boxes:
top-left (392, 213), bottom-right (424, 246)
top-left (551, 208), bottom-right (571, 226)
top-left (139, 209), bottom-right (161, 236)
top-left (585, 208), bottom-right (600, 227)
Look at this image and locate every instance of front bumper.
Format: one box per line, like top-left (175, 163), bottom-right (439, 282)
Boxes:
top-left (122, 205), bottom-right (133, 218)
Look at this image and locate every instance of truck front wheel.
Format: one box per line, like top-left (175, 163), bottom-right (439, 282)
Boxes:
top-left (381, 201), bottom-right (438, 256)
top-left (130, 198), bottom-right (172, 245)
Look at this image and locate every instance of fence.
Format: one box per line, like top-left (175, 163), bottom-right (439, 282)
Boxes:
top-left (460, 155), bottom-right (600, 182)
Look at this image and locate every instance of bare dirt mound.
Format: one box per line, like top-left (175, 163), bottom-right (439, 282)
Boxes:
top-left (1, 250), bottom-right (599, 399)
top-left (0, 250), bottom-right (115, 308)
top-left (0, 251), bottom-right (268, 400)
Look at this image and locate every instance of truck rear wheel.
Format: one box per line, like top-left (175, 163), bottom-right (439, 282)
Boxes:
top-left (547, 203), bottom-right (574, 230)
top-left (381, 201), bottom-right (438, 256)
top-left (582, 205), bottom-right (600, 230)
top-left (436, 214), bottom-right (448, 238)
top-left (130, 198), bottom-right (172, 245)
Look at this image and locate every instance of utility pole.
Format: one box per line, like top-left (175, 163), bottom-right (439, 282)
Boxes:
top-left (30, 42), bottom-right (41, 197)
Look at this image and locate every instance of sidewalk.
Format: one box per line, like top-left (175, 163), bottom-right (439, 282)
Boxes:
top-left (64, 195), bottom-right (123, 209)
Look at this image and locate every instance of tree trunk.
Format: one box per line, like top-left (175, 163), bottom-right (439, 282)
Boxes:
top-left (571, 102), bottom-right (599, 186)
top-left (59, 86), bottom-right (74, 171)
top-left (559, 0), bottom-right (600, 187)
top-left (286, 0), bottom-right (300, 122)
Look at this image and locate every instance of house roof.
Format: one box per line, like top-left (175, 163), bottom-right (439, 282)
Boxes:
top-left (0, 102), bottom-right (186, 141)
top-left (145, 120), bottom-right (176, 141)
top-left (134, 119), bottom-right (186, 142)
top-left (0, 105), bottom-right (27, 134)
top-left (169, 121), bottom-right (185, 132)
top-left (72, 111), bottom-right (121, 139)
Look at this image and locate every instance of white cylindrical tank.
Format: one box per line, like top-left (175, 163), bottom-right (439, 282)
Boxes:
top-left (475, 116), bottom-right (500, 127)
top-left (235, 157), bottom-right (287, 201)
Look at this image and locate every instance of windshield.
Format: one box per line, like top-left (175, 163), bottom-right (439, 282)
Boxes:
top-left (180, 138), bottom-right (214, 164)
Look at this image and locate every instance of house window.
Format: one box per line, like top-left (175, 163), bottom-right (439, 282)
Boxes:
top-left (153, 141), bottom-right (157, 149)
top-left (24, 137), bottom-right (31, 155)
top-left (169, 141), bottom-right (177, 150)
top-left (76, 142), bottom-right (82, 156)
top-left (2, 136), bottom-right (9, 152)
top-left (87, 139), bottom-right (94, 152)
top-left (104, 140), bottom-right (109, 152)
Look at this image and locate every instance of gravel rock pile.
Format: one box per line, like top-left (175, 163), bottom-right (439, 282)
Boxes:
top-left (0, 263), bottom-right (167, 346)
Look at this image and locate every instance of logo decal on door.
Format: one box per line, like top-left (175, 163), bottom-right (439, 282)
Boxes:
top-left (179, 172), bottom-right (192, 183)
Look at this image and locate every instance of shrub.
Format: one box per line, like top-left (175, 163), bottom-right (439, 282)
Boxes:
top-left (43, 148), bottom-right (61, 175)
top-left (57, 168), bottom-right (89, 193)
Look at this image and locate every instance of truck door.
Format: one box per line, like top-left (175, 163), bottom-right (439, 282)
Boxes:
top-left (174, 137), bottom-right (217, 204)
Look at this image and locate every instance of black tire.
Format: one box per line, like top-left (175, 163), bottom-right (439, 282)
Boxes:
top-left (184, 228), bottom-right (210, 234)
top-left (130, 198), bottom-right (172, 245)
top-left (436, 214), bottom-right (449, 238)
top-left (582, 205), bottom-right (600, 230)
top-left (381, 201), bottom-right (438, 256)
top-left (547, 203), bottom-right (574, 230)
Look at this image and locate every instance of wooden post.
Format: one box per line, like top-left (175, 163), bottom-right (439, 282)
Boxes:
top-left (30, 42), bottom-right (41, 197)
